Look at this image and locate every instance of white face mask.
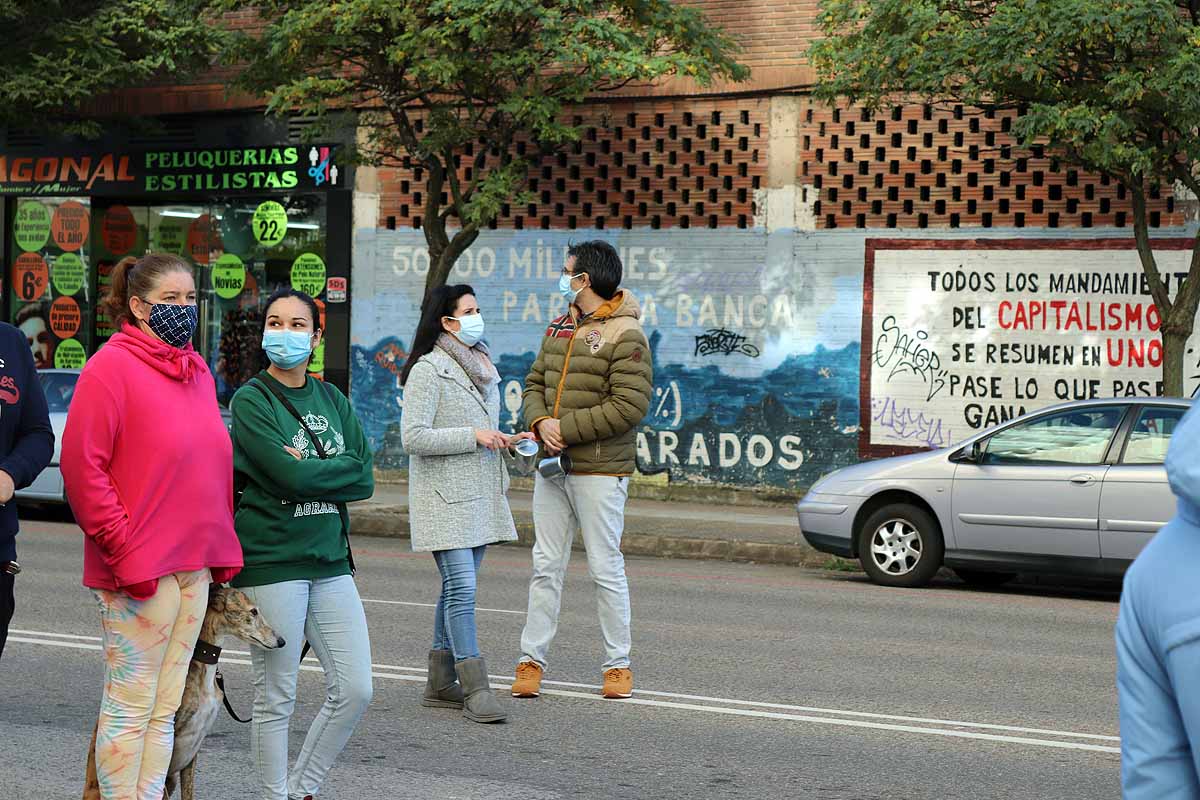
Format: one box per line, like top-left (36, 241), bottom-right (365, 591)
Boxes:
top-left (559, 271), bottom-right (585, 303)
top-left (448, 313), bottom-right (485, 346)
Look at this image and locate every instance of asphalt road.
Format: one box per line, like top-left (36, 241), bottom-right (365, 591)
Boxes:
top-left (2, 515), bottom-right (1123, 799)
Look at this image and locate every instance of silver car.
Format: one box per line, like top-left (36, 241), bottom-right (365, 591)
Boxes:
top-left (16, 369), bottom-right (234, 506)
top-left (17, 370), bottom-right (78, 504)
top-left (798, 398), bottom-right (1190, 588)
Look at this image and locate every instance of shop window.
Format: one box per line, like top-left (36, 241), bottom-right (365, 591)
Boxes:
top-left (8, 194), bottom-right (329, 406)
top-left (9, 197), bottom-right (95, 371)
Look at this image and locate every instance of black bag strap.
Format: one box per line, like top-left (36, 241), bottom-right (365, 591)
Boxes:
top-left (248, 372), bottom-right (355, 574)
top-left (252, 373), bottom-right (328, 458)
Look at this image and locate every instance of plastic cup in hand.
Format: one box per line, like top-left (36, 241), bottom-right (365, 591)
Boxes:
top-left (514, 438), bottom-right (539, 457)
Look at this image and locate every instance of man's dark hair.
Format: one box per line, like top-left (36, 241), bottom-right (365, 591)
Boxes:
top-left (568, 240), bottom-right (622, 300)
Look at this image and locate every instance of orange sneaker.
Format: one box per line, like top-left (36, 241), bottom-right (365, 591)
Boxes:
top-left (602, 668), bottom-right (633, 699)
top-left (511, 661), bottom-right (543, 697)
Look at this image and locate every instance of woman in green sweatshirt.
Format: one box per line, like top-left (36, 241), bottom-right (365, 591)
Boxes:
top-left (230, 288), bottom-right (375, 800)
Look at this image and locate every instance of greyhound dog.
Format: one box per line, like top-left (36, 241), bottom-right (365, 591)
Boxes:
top-left (83, 584), bottom-right (285, 799)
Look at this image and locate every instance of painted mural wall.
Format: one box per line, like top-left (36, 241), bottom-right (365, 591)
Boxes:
top-left (861, 238), bottom-right (1200, 457)
top-left (350, 226), bottom-right (1198, 490)
top-left (350, 228), bottom-right (863, 490)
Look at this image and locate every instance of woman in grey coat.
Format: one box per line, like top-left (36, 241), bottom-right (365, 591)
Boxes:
top-left (400, 283), bottom-right (531, 724)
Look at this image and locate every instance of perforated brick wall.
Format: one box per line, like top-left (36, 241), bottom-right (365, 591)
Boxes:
top-left (376, 99), bottom-right (770, 231)
top-left (797, 100), bottom-right (1182, 230)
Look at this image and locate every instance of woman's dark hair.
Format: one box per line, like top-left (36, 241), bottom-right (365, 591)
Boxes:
top-left (104, 253), bottom-right (193, 328)
top-left (567, 240), bottom-right (622, 300)
top-left (400, 284), bottom-right (475, 385)
top-left (262, 287), bottom-right (322, 333)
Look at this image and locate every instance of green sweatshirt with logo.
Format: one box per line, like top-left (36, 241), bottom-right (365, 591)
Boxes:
top-left (229, 373), bottom-right (374, 588)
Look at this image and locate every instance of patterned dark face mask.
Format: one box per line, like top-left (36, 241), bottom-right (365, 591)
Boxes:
top-left (144, 302), bottom-right (198, 348)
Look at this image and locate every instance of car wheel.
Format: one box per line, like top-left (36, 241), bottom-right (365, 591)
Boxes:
top-left (953, 568), bottom-right (1016, 588)
top-left (857, 503), bottom-right (944, 588)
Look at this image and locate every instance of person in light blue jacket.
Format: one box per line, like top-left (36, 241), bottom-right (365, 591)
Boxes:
top-left (1117, 401), bottom-right (1200, 797)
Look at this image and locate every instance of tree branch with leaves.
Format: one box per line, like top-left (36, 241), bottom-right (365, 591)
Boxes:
top-left (811, 0), bottom-right (1200, 395)
top-left (0, 0), bottom-right (223, 136)
top-left (213, 0), bottom-right (748, 296)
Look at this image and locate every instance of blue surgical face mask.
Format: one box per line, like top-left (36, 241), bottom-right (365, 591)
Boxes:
top-left (262, 330), bottom-right (315, 369)
top-left (145, 302), bottom-right (198, 349)
top-left (558, 271), bottom-right (586, 303)
top-left (449, 313), bottom-right (485, 347)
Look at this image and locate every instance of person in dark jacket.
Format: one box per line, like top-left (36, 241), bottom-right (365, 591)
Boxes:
top-left (0, 320), bottom-right (55, 660)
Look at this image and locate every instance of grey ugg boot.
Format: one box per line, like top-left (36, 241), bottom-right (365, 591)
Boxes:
top-left (422, 649), bottom-right (465, 709)
top-left (454, 657), bottom-right (508, 723)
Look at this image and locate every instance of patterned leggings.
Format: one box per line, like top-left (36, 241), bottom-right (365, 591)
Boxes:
top-left (93, 569), bottom-right (210, 800)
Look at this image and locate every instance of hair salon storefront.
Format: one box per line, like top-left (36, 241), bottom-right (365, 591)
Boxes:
top-left (0, 142), bottom-right (353, 401)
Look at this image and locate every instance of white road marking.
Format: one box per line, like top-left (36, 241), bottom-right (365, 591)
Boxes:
top-left (360, 598), bottom-right (526, 616)
top-left (10, 629), bottom-right (1119, 754)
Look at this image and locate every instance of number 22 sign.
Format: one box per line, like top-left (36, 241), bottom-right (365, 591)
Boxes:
top-left (252, 201), bottom-right (289, 247)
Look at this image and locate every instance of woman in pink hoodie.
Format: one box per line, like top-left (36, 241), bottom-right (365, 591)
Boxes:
top-left (61, 252), bottom-right (243, 800)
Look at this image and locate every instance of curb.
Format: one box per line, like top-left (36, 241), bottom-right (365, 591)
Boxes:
top-left (350, 503), bottom-right (829, 568)
top-left (373, 469), bottom-right (801, 509)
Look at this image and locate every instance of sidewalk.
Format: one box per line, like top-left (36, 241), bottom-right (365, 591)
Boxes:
top-left (350, 481), bottom-right (827, 567)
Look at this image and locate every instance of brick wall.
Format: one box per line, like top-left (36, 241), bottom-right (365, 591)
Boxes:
top-left (376, 98), bottom-right (771, 231)
top-left (797, 99), bottom-right (1182, 230)
top-left (689, 0), bottom-right (817, 71)
top-left (375, 94), bottom-right (1183, 233)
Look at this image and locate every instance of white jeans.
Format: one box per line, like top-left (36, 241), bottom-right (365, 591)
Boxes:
top-left (244, 575), bottom-right (373, 800)
top-left (520, 473), bottom-right (631, 671)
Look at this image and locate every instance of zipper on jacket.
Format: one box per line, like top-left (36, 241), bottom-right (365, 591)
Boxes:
top-left (551, 322), bottom-right (582, 418)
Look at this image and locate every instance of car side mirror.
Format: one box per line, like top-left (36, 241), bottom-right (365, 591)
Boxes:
top-left (954, 441), bottom-right (984, 464)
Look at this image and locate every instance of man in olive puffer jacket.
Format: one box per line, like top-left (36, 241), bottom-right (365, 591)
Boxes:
top-left (512, 240), bottom-right (653, 700)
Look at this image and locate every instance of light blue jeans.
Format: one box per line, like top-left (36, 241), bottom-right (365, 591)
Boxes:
top-left (432, 545), bottom-right (487, 660)
top-left (244, 575), bottom-right (373, 800)
top-left (520, 474), bottom-right (632, 671)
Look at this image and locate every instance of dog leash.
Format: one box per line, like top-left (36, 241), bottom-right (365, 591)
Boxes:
top-left (193, 639), bottom-right (315, 724)
top-left (193, 639), bottom-right (252, 724)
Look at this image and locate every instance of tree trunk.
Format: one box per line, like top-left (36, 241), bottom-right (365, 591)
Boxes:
top-left (1159, 236), bottom-right (1200, 397)
top-left (423, 226), bottom-right (480, 297)
top-left (1161, 325), bottom-right (1189, 398)
top-left (1130, 184), bottom-right (1200, 397)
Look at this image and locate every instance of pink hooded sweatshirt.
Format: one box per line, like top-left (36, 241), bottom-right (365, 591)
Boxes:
top-left (61, 323), bottom-right (243, 591)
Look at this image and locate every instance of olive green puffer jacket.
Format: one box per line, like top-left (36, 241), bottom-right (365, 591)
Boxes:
top-left (523, 291), bottom-right (653, 476)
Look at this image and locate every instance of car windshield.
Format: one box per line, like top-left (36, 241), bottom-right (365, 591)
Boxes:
top-left (38, 371), bottom-right (79, 413)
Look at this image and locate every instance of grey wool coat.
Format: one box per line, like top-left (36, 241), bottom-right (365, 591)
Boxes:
top-left (401, 346), bottom-right (518, 552)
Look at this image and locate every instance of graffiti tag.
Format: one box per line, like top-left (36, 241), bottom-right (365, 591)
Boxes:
top-left (872, 397), bottom-right (953, 449)
top-left (373, 343), bottom-right (408, 378)
top-left (694, 328), bottom-right (761, 358)
top-left (873, 316), bottom-right (949, 401)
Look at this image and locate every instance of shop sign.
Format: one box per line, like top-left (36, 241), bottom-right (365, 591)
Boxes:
top-left (54, 338), bottom-right (87, 369)
top-left (13, 201), bottom-right (51, 250)
top-left (252, 201), bottom-right (289, 247)
top-left (212, 254), bottom-right (247, 299)
top-left (0, 144), bottom-right (346, 197)
top-left (326, 277), bottom-right (347, 303)
top-left (12, 253), bottom-right (48, 301)
top-left (51, 201), bottom-right (89, 251)
top-left (52, 253), bottom-right (86, 296)
top-left (50, 296), bottom-right (81, 338)
top-left (291, 253), bottom-right (326, 296)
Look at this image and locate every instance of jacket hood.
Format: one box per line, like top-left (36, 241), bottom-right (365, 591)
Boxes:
top-left (583, 290), bottom-right (641, 322)
top-left (107, 323), bottom-right (208, 383)
top-left (1165, 401), bottom-right (1200, 523)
